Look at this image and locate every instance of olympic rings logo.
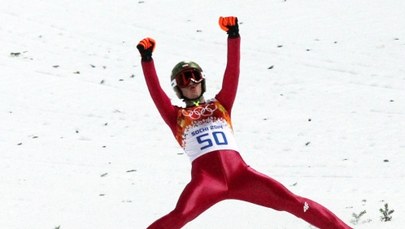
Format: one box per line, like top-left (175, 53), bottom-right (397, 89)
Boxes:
top-left (182, 103), bottom-right (218, 120)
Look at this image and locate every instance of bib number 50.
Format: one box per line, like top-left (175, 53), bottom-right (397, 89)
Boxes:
top-left (196, 131), bottom-right (228, 150)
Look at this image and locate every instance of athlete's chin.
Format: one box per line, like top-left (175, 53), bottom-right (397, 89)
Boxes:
top-left (187, 93), bottom-right (201, 100)
top-left (189, 96), bottom-right (200, 100)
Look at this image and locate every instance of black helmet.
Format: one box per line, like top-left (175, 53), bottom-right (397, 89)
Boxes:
top-left (170, 61), bottom-right (206, 100)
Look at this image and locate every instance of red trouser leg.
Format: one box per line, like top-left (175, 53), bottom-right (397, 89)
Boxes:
top-left (147, 179), bottom-right (225, 229)
top-left (225, 153), bottom-right (352, 229)
top-left (147, 153), bottom-right (229, 229)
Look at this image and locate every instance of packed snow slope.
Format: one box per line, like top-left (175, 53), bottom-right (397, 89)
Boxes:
top-left (1, 0), bottom-right (405, 228)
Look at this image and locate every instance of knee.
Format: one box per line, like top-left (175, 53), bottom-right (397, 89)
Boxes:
top-left (275, 193), bottom-right (307, 213)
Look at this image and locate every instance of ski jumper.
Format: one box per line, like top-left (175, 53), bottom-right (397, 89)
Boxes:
top-left (141, 37), bottom-right (351, 229)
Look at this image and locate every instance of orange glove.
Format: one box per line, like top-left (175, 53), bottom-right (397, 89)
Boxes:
top-left (219, 16), bottom-right (239, 38)
top-left (137, 37), bottom-right (156, 61)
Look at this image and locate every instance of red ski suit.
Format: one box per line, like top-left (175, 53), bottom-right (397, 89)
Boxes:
top-left (141, 37), bottom-right (351, 229)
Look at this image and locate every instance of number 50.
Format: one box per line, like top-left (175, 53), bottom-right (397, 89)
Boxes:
top-left (196, 131), bottom-right (228, 150)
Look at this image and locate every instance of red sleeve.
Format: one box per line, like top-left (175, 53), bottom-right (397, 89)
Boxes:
top-left (215, 37), bottom-right (241, 115)
top-left (141, 60), bottom-right (178, 133)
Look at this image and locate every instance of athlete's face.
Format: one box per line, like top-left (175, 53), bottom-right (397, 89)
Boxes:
top-left (180, 81), bottom-right (202, 100)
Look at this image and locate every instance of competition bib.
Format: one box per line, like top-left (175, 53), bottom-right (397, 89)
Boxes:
top-left (175, 100), bottom-right (238, 161)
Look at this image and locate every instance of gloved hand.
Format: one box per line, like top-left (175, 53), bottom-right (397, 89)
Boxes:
top-left (219, 16), bottom-right (239, 38)
top-left (137, 37), bottom-right (155, 61)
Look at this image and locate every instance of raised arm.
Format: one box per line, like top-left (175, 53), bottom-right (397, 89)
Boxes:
top-left (215, 16), bottom-right (241, 114)
top-left (137, 38), bottom-right (178, 131)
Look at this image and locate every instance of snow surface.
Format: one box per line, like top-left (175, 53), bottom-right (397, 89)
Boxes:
top-left (1, 0), bottom-right (405, 228)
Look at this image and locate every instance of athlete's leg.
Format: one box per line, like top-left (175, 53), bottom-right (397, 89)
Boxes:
top-left (225, 156), bottom-right (351, 228)
top-left (147, 155), bottom-right (228, 229)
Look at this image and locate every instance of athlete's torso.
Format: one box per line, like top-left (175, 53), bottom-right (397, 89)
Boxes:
top-left (175, 100), bottom-right (239, 161)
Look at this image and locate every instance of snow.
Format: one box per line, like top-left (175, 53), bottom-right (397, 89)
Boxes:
top-left (1, 0), bottom-right (405, 228)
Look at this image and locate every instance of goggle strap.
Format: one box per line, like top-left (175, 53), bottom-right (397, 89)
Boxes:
top-left (171, 79), bottom-right (177, 87)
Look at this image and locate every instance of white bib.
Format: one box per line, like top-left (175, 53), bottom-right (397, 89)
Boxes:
top-left (175, 100), bottom-right (239, 161)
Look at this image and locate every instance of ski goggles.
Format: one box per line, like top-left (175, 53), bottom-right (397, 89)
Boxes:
top-left (172, 69), bottom-right (204, 88)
